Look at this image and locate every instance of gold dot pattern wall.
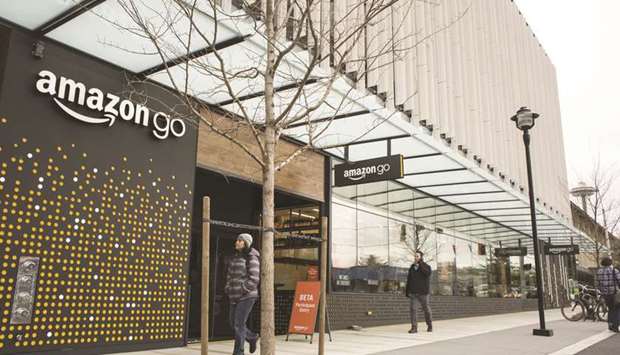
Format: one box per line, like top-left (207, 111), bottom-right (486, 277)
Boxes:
top-left (0, 116), bottom-right (192, 352)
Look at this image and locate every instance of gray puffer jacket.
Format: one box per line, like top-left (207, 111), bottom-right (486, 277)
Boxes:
top-left (224, 248), bottom-right (260, 303)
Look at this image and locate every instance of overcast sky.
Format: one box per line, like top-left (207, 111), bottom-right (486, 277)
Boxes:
top-left (515, 0), bottom-right (619, 197)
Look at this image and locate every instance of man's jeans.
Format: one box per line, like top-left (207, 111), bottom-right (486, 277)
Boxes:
top-left (410, 293), bottom-right (432, 328)
top-left (229, 297), bottom-right (258, 355)
top-left (603, 294), bottom-right (620, 330)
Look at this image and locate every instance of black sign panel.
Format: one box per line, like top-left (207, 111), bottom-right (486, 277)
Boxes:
top-left (544, 244), bottom-right (580, 255)
top-left (0, 26), bottom-right (197, 355)
top-left (334, 155), bottom-right (404, 186)
top-left (494, 247), bottom-right (527, 257)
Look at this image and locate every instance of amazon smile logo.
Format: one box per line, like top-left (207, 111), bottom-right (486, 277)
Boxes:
top-left (35, 70), bottom-right (185, 140)
top-left (343, 163), bottom-right (391, 181)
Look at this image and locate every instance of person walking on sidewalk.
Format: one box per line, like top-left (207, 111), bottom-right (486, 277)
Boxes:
top-left (406, 250), bottom-right (433, 333)
top-left (596, 256), bottom-right (620, 332)
top-left (225, 233), bottom-right (260, 354)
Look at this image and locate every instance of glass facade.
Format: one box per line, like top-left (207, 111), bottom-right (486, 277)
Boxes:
top-left (331, 180), bottom-right (536, 298)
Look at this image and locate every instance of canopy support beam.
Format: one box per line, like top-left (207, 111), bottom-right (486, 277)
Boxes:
top-left (139, 35), bottom-right (249, 77)
top-left (217, 77), bottom-right (320, 106)
top-left (35, 0), bottom-right (108, 34)
top-left (287, 109), bottom-right (372, 129)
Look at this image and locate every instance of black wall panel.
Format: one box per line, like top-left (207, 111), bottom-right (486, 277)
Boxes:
top-left (0, 25), bottom-right (10, 101)
top-left (0, 26), bottom-right (197, 354)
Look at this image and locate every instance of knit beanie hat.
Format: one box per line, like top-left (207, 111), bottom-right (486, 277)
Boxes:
top-left (237, 233), bottom-right (253, 248)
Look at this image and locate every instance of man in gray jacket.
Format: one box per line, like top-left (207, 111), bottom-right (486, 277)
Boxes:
top-left (225, 233), bottom-right (260, 355)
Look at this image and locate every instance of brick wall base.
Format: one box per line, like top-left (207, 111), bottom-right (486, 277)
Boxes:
top-left (269, 292), bottom-right (538, 335)
top-left (326, 293), bottom-right (538, 330)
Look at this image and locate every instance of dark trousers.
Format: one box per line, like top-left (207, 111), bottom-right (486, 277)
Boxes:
top-left (410, 293), bottom-right (432, 328)
top-left (603, 294), bottom-right (620, 329)
top-left (229, 297), bottom-right (258, 355)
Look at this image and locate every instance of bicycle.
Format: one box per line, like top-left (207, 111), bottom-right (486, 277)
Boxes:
top-left (561, 284), bottom-right (608, 322)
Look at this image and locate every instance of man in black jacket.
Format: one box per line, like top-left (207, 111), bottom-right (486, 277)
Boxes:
top-left (405, 250), bottom-right (432, 333)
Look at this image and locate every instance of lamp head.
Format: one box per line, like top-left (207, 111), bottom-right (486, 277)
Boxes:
top-left (569, 181), bottom-right (597, 198)
top-left (510, 106), bottom-right (539, 131)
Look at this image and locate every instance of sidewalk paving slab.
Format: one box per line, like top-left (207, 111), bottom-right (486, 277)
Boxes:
top-left (372, 319), bottom-right (609, 355)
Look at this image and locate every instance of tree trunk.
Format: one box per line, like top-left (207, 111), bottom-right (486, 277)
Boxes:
top-left (261, 1), bottom-right (276, 354)
top-left (260, 126), bottom-right (276, 355)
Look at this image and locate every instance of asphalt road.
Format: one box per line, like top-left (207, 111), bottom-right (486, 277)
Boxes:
top-left (576, 333), bottom-right (619, 354)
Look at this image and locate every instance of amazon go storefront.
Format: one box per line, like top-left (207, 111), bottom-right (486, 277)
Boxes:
top-left (0, 19), bottom-right (545, 355)
top-left (0, 24), bottom-right (329, 355)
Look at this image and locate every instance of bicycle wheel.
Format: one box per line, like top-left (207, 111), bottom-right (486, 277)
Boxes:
top-left (596, 301), bottom-right (608, 322)
top-left (561, 299), bottom-right (585, 321)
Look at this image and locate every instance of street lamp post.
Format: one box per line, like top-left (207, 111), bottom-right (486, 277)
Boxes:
top-left (511, 107), bottom-right (553, 337)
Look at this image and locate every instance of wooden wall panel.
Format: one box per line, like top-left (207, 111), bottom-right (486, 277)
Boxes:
top-left (196, 111), bottom-right (325, 202)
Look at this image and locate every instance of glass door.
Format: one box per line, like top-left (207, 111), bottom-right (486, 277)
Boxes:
top-left (274, 205), bottom-right (321, 290)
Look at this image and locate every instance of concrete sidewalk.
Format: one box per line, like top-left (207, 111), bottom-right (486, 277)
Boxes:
top-left (373, 320), bottom-right (613, 355)
top-left (123, 310), bottom-right (612, 355)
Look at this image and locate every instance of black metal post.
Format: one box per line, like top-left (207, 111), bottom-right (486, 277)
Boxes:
top-left (519, 239), bottom-right (526, 300)
top-left (570, 236), bottom-right (577, 280)
top-left (523, 129), bottom-right (553, 337)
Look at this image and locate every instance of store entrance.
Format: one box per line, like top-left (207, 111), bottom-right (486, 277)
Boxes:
top-left (187, 167), bottom-right (321, 341)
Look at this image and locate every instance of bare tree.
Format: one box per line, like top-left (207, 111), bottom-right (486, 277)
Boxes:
top-left (578, 157), bottom-right (620, 264)
top-left (89, 0), bottom-right (469, 352)
top-left (611, 237), bottom-right (620, 265)
top-left (408, 224), bottom-right (437, 263)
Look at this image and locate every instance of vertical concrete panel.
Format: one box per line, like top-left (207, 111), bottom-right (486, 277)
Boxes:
top-left (495, 0), bottom-right (511, 177)
top-left (424, 0), bottom-right (437, 128)
top-left (433, 1), bottom-right (448, 135)
top-left (366, 1), bottom-right (379, 90)
top-left (415, 0), bottom-right (428, 122)
top-left (451, 0), bottom-right (467, 147)
top-left (391, 1), bottom-right (404, 109)
top-left (443, 0), bottom-right (455, 139)
top-left (462, 0), bottom-right (477, 155)
top-left (424, 0), bottom-right (434, 125)
top-left (382, 4), bottom-right (394, 108)
top-left (468, 0), bottom-right (483, 156)
top-left (353, 0), bottom-right (366, 78)
top-left (403, 1), bottom-right (417, 115)
top-left (477, 0), bottom-right (491, 164)
top-left (484, 0), bottom-right (498, 170)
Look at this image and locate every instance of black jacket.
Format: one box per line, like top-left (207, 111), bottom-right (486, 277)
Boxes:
top-left (405, 261), bottom-right (432, 296)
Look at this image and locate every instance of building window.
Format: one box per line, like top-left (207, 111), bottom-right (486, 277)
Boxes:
top-left (331, 184), bottom-right (508, 297)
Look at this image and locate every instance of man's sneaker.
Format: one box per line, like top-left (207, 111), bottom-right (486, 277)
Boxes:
top-left (427, 325), bottom-right (433, 332)
top-left (408, 328), bottom-right (417, 334)
top-left (249, 337), bottom-right (258, 353)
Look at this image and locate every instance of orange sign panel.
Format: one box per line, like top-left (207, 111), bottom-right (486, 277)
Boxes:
top-left (288, 281), bottom-right (321, 335)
